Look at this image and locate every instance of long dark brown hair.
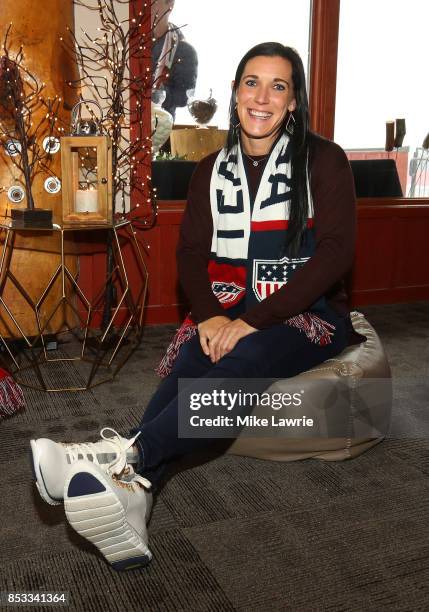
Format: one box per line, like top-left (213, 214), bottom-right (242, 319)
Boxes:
top-left (226, 42), bottom-right (310, 256)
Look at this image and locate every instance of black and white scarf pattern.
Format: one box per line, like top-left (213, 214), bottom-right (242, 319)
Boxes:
top-left (208, 133), bottom-right (315, 311)
top-left (210, 133), bottom-right (301, 259)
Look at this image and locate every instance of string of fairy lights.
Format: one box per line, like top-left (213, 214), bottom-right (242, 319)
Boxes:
top-left (62, 0), bottom-right (156, 227)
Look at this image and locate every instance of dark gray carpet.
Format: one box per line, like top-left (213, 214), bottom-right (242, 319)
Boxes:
top-left (1, 303), bottom-right (429, 612)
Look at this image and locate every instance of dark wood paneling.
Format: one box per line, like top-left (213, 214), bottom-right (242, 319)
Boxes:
top-left (353, 216), bottom-right (396, 291)
top-left (394, 215), bottom-right (429, 287)
top-left (351, 203), bottom-right (429, 306)
top-left (78, 198), bottom-right (429, 325)
top-left (142, 200), bottom-right (429, 324)
top-left (142, 202), bottom-right (185, 324)
top-left (309, 0), bottom-right (340, 138)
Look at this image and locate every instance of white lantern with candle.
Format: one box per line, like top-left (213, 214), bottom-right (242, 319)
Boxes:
top-left (61, 135), bottom-right (112, 226)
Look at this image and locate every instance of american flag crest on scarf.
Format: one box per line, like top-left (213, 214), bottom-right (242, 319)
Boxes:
top-left (253, 256), bottom-right (310, 301)
top-left (211, 281), bottom-right (245, 304)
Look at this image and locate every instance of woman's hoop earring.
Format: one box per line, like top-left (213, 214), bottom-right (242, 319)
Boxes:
top-left (285, 111), bottom-right (296, 135)
top-left (232, 104), bottom-right (240, 131)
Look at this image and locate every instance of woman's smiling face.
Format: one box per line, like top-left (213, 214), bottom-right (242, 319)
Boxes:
top-left (235, 55), bottom-right (296, 152)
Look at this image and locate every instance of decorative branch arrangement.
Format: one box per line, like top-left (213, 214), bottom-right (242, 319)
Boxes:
top-left (64, 0), bottom-right (156, 227)
top-left (62, 0), bottom-right (163, 328)
top-left (0, 24), bottom-right (62, 219)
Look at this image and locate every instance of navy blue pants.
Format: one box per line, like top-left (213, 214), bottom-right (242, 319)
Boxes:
top-left (130, 309), bottom-right (348, 485)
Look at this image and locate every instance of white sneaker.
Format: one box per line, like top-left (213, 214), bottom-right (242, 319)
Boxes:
top-left (64, 459), bottom-right (153, 571)
top-left (30, 428), bottom-right (140, 506)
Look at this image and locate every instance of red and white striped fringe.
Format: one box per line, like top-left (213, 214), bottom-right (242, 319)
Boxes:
top-left (156, 316), bottom-right (197, 378)
top-left (285, 312), bottom-right (335, 346)
top-left (0, 369), bottom-right (25, 419)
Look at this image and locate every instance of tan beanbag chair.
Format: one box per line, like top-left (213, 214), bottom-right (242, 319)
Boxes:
top-left (227, 311), bottom-right (392, 461)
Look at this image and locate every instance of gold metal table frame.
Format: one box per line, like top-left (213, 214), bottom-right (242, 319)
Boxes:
top-left (0, 219), bottom-right (148, 391)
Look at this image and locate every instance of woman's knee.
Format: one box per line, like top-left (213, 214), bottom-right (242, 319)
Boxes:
top-left (170, 336), bottom-right (210, 376)
top-left (215, 338), bottom-right (269, 376)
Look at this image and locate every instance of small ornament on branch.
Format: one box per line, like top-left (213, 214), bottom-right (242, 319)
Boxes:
top-left (0, 24), bottom-right (63, 227)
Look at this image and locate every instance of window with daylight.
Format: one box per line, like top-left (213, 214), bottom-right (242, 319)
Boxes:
top-left (334, 0), bottom-right (429, 198)
top-left (169, 0), bottom-right (312, 129)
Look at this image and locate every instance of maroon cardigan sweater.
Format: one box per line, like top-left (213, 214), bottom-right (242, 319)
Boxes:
top-left (177, 132), bottom-right (357, 335)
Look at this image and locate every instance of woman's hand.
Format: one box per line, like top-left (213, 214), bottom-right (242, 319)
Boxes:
top-left (198, 316), bottom-right (231, 356)
top-left (208, 318), bottom-right (257, 363)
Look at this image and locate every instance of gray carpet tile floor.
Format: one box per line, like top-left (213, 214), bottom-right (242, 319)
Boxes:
top-left (0, 302), bottom-right (428, 612)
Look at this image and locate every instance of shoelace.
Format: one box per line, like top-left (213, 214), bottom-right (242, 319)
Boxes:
top-left (64, 427), bottom-right (141, 478)
top-left (102, 429), bottom-right (151, 490)
top-left (63, 428), bottom-right (151, 490)
top-left (64, 440), bottom-right (106, 465)
top-left (101, 427), bottom-right (141, 477)
top-left (132, 474), bottom-right (152, 490)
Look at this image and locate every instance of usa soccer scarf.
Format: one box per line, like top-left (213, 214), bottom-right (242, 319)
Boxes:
top-left (157, 134), bottom-right (335, 377)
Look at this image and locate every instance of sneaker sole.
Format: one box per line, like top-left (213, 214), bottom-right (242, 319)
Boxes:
top-left (30, 440), bottom-right (62, 506)
top-left (64, 470), bottom-right (152, 571)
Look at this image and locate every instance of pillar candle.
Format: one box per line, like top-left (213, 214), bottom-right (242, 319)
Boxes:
top-left (75, 189), bottom-right (98, 213)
